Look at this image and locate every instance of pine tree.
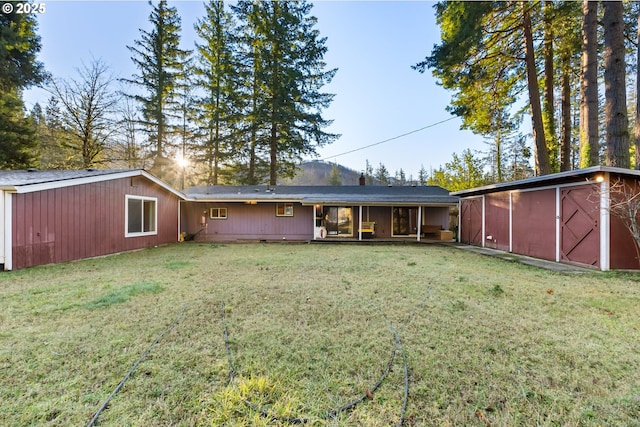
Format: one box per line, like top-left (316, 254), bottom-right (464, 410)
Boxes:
top-left (579, 0), bottom-right (599, 168)
top-left (374, 162), bottom-right (390, 185)
top-left (603, 1), bottom-right (630, 168)
top-left (194, 0), bottom-right (240, 185)
top-left (328, 163), bottom-right (342, 185)
top-left (123, 0), bottom-right (190, 179)
top-left (234, 0), bottom-right (338, 185)
top-left (0, 6), bottom-right (47, 169)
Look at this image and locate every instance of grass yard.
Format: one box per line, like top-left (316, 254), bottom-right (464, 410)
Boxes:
top-left (1, 243), bottom-right (640, 426)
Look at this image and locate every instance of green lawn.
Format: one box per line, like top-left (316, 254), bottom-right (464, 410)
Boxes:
top-left (1, 243), bottom-right (640, 426)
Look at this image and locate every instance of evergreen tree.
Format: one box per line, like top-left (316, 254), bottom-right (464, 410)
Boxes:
top-left (123, 0), bottom-right (190, 179)
top-left (234, 0), bottom-right (338, 185)
top-left (0, 89), bottom-right (37, 168)
top-left (193, 0), bottom-right (240, 185)
top-left (364, 159), bottom-right (375, 185)
top-left (0, 5), bottom-right (46, 91)
top-left (427, 149), bottom-right (487, 192)
top-left (328, 163), bottom-right (342, 185)
top-left (37, 96), bottom-right (74, 168)
top-left (603, 1), bottom-right (630, 168)
top-left (374, 162), bottom-right (390, 185)
top-left (418, 164), bottom-right (428, 186)
top-left (580, 0), bottom-right (599, 168)
top-left (0, 5), bottom-right (47, 168)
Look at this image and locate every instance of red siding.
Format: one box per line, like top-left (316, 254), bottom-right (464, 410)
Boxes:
top-left (511, 189), bottom-right (556, 261)
top-left (181, 202), bottom-right (313, 241)
top-left (12, 176), bottom-right (179, 269)
top-left (560, 185), bottom-right (599, 267)
top-left (609, 177), bottom-right (640, 269)
top-left (460, 197), bottom-right (483, 245)
top-left (484, 193), bottom-right (510, 251)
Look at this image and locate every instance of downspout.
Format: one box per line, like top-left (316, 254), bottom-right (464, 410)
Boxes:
top-left (481, 195), bottom-right (486, 248)
top-left (358, 205), bottom-right (363, 241)
top-left (509, 192), bottom-right (513, 253)
top-left (416, 205), bottom-right (422, 242)
top-left (457, 200), bottom-right (461, 243)
top-left (4, 192), bottom-right (12, 271)
top-left (178, 199), bottom-right (182, 242)
top-left (555, 186), bottom-right (560, 262)
top-left (600, 172), bottom-right (611, 271)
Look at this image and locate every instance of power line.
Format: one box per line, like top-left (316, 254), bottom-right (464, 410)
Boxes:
top-left (320, 116), bottom-right (457, 161)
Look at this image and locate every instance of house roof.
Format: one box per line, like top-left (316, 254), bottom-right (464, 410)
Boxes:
top-left (451, 166), bottom-right (640, 197)
top-left (0, 169), bottom-right (185, 198)
top-left (183, 185), bottom-right (458, 206)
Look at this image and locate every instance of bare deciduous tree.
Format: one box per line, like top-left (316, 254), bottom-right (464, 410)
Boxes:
top-left (48, 58), bottom-right (119, 168)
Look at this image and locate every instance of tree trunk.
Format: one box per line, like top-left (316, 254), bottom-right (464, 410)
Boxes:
top-left (636, 6), bottom-right (640, 170)
top-left (580, 0), bottom-right (599, 167)
top-left (522, 2), bottom-right (550, 175)
top-left (603, 0), bottom-right (630, 168)
top-left (543, 0), bottom-right (557, 172)
top-left (560, 62), bottom-right (571, 172)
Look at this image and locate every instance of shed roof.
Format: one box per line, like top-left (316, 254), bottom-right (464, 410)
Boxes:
top-left (0, 169), bottom-right (185, 198)
top-left (451, 166), bottom-right (640, 197)
top-left (183, 185), bottom-right (458, 206)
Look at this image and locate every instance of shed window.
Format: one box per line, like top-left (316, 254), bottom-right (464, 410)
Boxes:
top-left (210, 207), bottom-right (228, 219)
top-left (276, 203), bottom-right (294, 217)
top-left (126, 195), bottom-right (157, 237)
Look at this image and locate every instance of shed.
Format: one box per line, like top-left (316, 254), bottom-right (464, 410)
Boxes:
top-left (1, 169), bottom-right (183, 270)
top-left (452, 166), bottom-right (640, 271)
top-left (180, 185), bottom-right (458, 242)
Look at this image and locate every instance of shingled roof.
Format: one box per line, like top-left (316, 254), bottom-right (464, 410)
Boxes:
top-left (183, 185), bottom-right (458, 205)
top-left (0, 169), bottom-right (184, 197)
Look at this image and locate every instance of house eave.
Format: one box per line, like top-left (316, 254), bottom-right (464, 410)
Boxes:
top-left (451, 166), bottom-right (640, 197)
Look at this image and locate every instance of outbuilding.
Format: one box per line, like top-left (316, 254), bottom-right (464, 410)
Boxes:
top-left (453, 166), bottom-right (640, 271)
top-left (1, 169), bottom-right (183, 270)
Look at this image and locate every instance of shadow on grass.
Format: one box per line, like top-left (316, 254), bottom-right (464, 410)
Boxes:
top-left (84, 282), bottom-right (164, 309)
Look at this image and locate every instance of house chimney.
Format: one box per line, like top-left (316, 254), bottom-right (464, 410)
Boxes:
top-left (359, 173), bottom-right (365, 186)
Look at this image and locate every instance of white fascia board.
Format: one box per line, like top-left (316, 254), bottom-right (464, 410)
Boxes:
top-left (8, 170), bottom-right (186, 200)
top-left (10, 170), bottom-right (139, 194)
top-left (4, 192), bottom-right (12, 271)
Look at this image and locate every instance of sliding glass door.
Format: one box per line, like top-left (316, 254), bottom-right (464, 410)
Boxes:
top-left (325, 207), bottom-right (353, 236)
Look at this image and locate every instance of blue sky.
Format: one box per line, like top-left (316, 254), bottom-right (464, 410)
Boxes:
top-left (23, 0), bottom-right (487, 179)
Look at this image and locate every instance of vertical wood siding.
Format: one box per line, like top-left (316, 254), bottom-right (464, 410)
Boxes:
top-left (609, 176), bottom-right (640, 269)
top-left (511, 189), bottom-right (556, 261)
top-left (12, 177), bottom-right (179, 269)
top-left (459, 198), bottom-right (483, 245)
top-left (181, 202), bottom-right (313, 241)
top-left (560, 185), bottom-right (600, 267)
top-left (484, 193), bottom-right (510, 251)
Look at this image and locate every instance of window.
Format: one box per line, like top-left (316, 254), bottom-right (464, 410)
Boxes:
top-left (126, 195), bottom-right (157, 237)
top-left (276, 203), bottom-right (294, 217)
top-left (210, 207), bottom-right (228, 219)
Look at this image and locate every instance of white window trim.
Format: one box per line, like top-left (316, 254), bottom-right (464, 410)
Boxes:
top-left (276, 202), bottom-right (294, 217)
top-left (125, 195), bottom-right (158, 237)
top-left (210, 207), bottom-right (228, 219)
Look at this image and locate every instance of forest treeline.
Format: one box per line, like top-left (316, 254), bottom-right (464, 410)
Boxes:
top-left (1, 0), bottom-right (336, 188)
top-left (2, 1), bottom-right (639, 191)
top-left (417, 0), bottom-right (640, 191)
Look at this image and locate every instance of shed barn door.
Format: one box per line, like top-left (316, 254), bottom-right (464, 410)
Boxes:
top-left (460, 198), bottom-right (482, 245)
top-left (560, 186), bottom-right (599, 268)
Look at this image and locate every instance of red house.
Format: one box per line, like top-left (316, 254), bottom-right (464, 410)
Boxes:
top-left (1, 169), bottom-right (183, 270)
top-left (453, 166), bottom-right (640, 271)
top-left (179, 184), bottom-right (458, 242)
